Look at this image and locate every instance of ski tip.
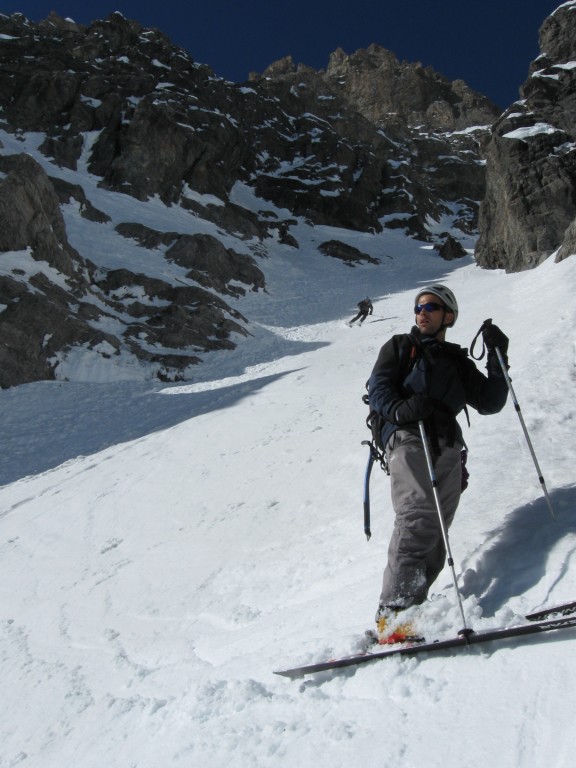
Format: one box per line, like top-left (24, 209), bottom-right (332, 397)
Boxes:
top-left (273, 669), bottom-right (301, 679)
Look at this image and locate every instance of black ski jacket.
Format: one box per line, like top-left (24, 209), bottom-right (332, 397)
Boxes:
top-left (358, 299), bottom-right (373, 314)
top-left (368, 326), bottom-right (509, 449)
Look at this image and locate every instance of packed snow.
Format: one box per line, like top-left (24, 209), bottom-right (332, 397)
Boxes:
top-left (1, 130), bottom-right (576, 767)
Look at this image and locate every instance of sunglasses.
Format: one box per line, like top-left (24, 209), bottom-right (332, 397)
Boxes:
top-left (414, 302), bottom-right (445, 314)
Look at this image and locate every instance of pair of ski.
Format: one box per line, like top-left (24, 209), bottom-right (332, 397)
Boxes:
top-left (274, 599), bottom-right (576, 678)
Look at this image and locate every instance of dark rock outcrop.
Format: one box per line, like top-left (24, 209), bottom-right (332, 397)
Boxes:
top-left (476, 3), bottom-right (576, 271)
top-left (436, 235), bottom-right (467, 261)
top-left (165, 235), bottom-right (265, 297)
top-left (0, 153), bottom-right (86, 277)
top-left (318, 240), bottom-right (380, 266)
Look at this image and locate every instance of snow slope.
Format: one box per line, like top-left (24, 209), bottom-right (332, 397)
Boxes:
top-left (1, 142), bottom-right (576, 766)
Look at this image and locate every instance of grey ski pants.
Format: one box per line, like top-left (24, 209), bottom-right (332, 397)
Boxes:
top-left (379, 429), bottom-right (463, 609)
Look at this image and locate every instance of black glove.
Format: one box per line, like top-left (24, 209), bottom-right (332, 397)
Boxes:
top-left (393, 393), bottom-right (434, 425)
top-left (482, 323), bottom-right (509, 354)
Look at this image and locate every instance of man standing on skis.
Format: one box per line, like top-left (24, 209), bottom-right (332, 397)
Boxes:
top-left (367, 285), bottom-right (509, 642)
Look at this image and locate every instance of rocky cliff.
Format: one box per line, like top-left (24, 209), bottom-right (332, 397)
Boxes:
top-left (476, 2), bottom-right (576, 271)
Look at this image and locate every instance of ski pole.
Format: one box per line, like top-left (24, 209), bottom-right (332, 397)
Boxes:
top-left (479, 319), bottom-right (556, 520)
top-left (492, 344), bottom-right (555, 519)
top-left (418, 421), bottom-right (471, 636)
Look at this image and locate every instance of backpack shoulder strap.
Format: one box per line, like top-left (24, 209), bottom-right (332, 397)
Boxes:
top-left (396, 331), bottom-right (420, 383)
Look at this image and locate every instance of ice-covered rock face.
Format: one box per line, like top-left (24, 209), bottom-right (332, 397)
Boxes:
top-left (476, 2), bottom-right (576, 272)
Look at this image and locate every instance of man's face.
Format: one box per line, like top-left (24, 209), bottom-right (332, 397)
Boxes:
top-left (415, 293), bottom-right (453, 336)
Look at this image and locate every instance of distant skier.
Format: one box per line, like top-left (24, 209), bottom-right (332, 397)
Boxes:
top-left (348, 297), bottom-right (373, 326)
top-left (367, 284), bottom-right (509, 643)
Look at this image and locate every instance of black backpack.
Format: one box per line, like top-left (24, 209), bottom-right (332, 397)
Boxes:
top-left (362, 335), bottom-right (417, 467)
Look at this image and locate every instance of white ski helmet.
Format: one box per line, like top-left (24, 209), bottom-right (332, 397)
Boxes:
top-left (415, 284), bottom-right (458, 326)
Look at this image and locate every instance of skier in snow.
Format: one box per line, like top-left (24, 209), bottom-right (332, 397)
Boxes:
top-left (348, 297), bottom-right (373, 326)
top-left (367, 285), bottom-right (509, 642)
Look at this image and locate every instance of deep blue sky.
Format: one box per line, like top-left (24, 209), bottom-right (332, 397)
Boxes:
top-left (2, 1), bottom-right (564, 108)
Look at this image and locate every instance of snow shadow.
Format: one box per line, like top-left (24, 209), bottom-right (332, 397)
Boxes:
top-left (0, 371), bottom-right (299, 486)
top-left (460, 486), bottom-right (576, 616)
